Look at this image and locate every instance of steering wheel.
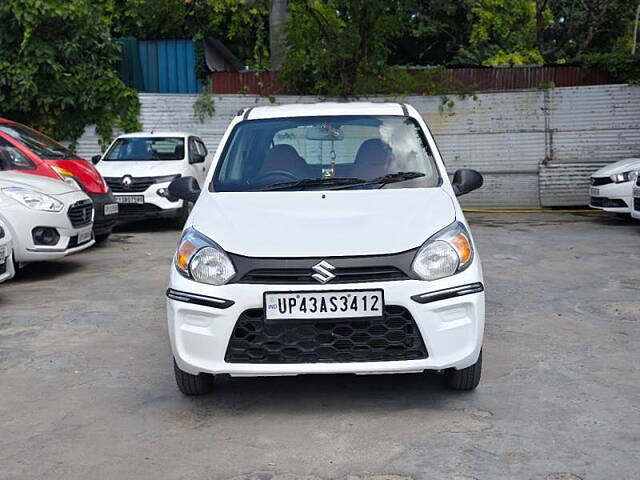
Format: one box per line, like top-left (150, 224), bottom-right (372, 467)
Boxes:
top-left (253, 169), bottom-right (299, 184)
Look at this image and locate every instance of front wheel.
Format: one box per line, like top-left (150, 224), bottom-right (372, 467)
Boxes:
top-left (445, 350), bottom-right (482, 391)
top-left (173, 359), bottom-right (214, 395)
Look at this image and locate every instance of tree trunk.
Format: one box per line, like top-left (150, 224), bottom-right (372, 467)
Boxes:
top-left (270, 0), bottom-right (288, 71)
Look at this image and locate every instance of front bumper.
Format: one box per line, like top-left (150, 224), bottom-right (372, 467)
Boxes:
top-left (589, 182), bottom-right (633, 213)
top-left (632, 188), bottom-right (640, 219)
top-left (167, 263), bottom-right (485, 377)
top-left (114, 182), bottom-right (184, 222)
top-left (88, 191), bottom-right (118, 236)
top-left (0, 241), bottom-right (15, 283)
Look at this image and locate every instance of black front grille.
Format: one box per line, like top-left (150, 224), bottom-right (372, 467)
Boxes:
top-left (225, 306), bottom-right (428, 364)
top-left (239, 266), bottom-right (410, 284)
top-left (105, 177), bottom-right (155, 193)
top-left (634, 197), bottom-right (640, 210)
top-left (117, 203), bottom-right (162, 216)
top-left (591, 176), bottom-right (613, 186)
top-left (0, 262), bottom-right (6, 275)
top-left (590, 196), bottom-right (627, 208)
top-left (67, 200), bottom-right (93, 227)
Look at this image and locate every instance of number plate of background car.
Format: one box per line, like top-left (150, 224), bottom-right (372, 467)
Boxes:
top-left (104, 203), bottom-right (119, 215)
top-left (590, 187), bottom-right (600, 196)
top-left (264, 290), bottom-right (384, 320)
top-left (0, 246), bottom-right (6, 264)
top-left (115, 195), bottom-right (144, 204)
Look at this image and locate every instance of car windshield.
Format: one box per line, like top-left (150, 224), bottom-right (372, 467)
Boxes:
top-left (212, 115), bottom-right (441, 192)
top-left (104, 137), bottom-right (185, 161)
top-left (0, 124), bottom-right (80, 160)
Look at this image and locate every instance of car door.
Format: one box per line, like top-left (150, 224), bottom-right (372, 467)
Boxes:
top-left (187, 136), bottom-right (208, 186)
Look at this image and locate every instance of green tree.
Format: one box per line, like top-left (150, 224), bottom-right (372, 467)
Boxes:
top-left (109, 0), bottom-right (190, 39)
top-left (0, 0), bottom-right (140, 147)
top-left (280, 0), bottom-right (412, 96)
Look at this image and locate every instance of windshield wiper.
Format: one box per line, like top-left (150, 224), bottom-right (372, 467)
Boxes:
top-left (336, 171), bottom-right (426, 189)
top-left (256, 177), bottom-right (366, 191)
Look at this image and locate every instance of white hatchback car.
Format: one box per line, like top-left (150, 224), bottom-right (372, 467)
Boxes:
top-left (632, 176), bottom-right (640, 220)
top-left (589, 158), bottom-right (640, 215)
top-left (96, 132), bottom-right (209, 227)
top-left (0, 171), bottom-right (95, 265)
top-left (0, 218), bottom-right (15, 283)
top-left (166, 102), bottom-right (485, 395)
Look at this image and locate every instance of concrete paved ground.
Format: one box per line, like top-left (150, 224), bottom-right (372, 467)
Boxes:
top-left (0, 213), bottom-right (638, 480)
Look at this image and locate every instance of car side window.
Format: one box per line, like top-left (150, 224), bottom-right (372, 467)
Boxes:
top-left (0, 138), bottom-right (34, 170)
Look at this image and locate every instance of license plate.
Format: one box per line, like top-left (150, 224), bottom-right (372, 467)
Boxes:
top-left (0, 246), bottom-right (6, 264)
top-left (77, 227), bottom-right (92, 244)
top-left (104, 203), bottom-right (119, 215)
top-left (115, 195), bottom-right (144, 204)
top-left (264, 289), bottom-right (384, 321)
top-left (590, 187), bottom-right (600, 197)
top-left (633, 187), bottom-right (640, 196)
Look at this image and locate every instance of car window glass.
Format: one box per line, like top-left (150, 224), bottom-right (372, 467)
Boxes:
top-left (213, 116), bottom-right (440, 191)
top-left (0, 124), bottom-right (79, 160)
top-left (104, 137), bottom-right (185, 161)
top-left (0, 138), bottom-right (34, 169)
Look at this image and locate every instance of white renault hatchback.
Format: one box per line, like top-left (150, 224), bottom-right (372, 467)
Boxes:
top-left (96, 132), bottom-right (209, 227)
top-left (166, 102), bottom-right (485, 395)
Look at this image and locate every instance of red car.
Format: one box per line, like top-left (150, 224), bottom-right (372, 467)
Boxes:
top-left (0, 118), bottom-right (118, 242)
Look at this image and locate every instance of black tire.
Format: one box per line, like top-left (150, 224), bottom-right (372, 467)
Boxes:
top-left (173, 359), bottom-right (214, 395)
top-left (445, 350), bottom-right (482, 391)
top-left (171, 202), bottom-right (191, 229)
top-left (94, 233), bottom-right (110, 243)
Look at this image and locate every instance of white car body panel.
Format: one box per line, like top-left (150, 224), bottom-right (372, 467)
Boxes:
top-left (0, 171), bottom-right (95, 263)
top-left (0, 219), bottom-right (15, 283)
top-left (590, 158), bottom-right (640, 213)
top-left (96, 132), bottom-right (210, 219)
top-left (167, 102), bottom-right (484, 377)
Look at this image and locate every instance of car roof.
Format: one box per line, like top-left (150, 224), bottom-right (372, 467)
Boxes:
top-left (115, 132), bottom-right (194, 138)
top-left (245, 102), bottom-right (407, 120)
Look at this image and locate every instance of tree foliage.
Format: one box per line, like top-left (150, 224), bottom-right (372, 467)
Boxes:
top-left (280, 0), bottom-right (413, 96)
top-left (0, 0), bottom-right (140, 147)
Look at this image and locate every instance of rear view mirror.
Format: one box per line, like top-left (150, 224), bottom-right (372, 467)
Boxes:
top-left (91, 155), bottom-right (101, 165)
top-left (451, 169), bottom-right (483, 196)
top-left (189, 152), bottom-right (205, 164)
top-left (306, 124), bottom-right (344, 141)
top-left (168, 176), bottom-right (201, 203)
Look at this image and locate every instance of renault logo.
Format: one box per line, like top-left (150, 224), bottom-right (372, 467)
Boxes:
top-left (312, 260), bottom-right (336, 284)
top-left (122, 175), bottom-right (133, 189)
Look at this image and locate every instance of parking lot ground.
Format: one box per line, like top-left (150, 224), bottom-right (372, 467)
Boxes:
top-left (0, 213), bottom-right (638, 480)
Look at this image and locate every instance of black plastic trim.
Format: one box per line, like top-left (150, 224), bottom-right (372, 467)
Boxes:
top-left (166, 288), bottom-right (235, 309)
top-left (242, 107), bottom-right (253, 121)
top-left (228, 249), bottom-right (420, 285)
top-left (399, 103), bottom-right (409, 116)
top-left (410, 282), bottom-right (484, 304)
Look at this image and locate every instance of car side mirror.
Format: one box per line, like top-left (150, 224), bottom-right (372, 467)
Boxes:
top-left (189, 152), bottom-right (205, 164)
top-left (91, 155), bottom-right (101, 165)
top-left (451, 169), bottom-right (483, 196)
top-left (168, 176), bottom-right (201, 203)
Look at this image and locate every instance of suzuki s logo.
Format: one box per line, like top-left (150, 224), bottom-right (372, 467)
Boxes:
top-left (122, 175), bottom-right (133, 189)
top-left (312, 260), bottom-right (336, 284)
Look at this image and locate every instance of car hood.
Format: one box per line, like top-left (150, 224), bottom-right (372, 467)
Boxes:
top-left (0, 170), bottom-right (78, 195)
top-left (97, 160), bottom-right (185, 178)
top-left (191, 188), bottom-right (457, 257)
top-left (593, 158), bottom-right (640, 176)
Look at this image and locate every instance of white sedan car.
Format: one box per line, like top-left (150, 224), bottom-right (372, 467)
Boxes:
top-left (0, 171), bottom-right (95, 265)
top-left (0, 218), bottom-right (15, 283)
top-left (589, 158), bottom-right (640, 214)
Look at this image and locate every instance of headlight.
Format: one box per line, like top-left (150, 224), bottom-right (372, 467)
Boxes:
top-left (174, 228), bottom-right (236, 285)
top-left (610, 170), bottom-right (636, 183)
top-left (52, 166), bottom-right (84, 191)
top-left (412, 221), bottom-right (474, 281)
top-left (2, 187), bottom-right (64, 212)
